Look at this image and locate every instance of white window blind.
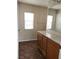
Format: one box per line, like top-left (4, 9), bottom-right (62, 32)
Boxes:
top-left (24, 12), bottom-right (34, 29)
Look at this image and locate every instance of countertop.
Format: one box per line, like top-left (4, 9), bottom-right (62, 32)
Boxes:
top-left (37, 30), bottom-right (61, 45)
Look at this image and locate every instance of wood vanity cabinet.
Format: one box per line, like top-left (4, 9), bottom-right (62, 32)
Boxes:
top-left (37, 32), bottom-right (61, 59)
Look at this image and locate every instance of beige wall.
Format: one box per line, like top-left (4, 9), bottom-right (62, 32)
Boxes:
top-left (55, 10), bottom-right (61, 32)
top-left (18, 2), bottom-right (48, 41)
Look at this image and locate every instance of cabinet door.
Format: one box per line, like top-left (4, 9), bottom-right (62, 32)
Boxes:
top-left (37, 33), bottom-right (43, 49)
top-left (47, 41), bottom-right (59, 59)
top-left (42, 36), bottom-right (47, 51)
top-left (42, 36), bottom-right (47, 56)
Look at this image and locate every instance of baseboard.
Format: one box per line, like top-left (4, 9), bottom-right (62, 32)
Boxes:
top-left (19, 39), bottom-right (37, 42)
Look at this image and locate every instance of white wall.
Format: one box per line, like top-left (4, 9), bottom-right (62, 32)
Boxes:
top-left (55, 10), bottom-right (61, 32)
top-left (18, 2), bottom-right (48, 42)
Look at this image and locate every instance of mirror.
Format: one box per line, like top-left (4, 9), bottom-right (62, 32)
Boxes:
top-left (46, 0), bottom-right (61, 33)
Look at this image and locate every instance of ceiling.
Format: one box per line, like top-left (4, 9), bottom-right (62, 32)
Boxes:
top-left (18, 0), bottom-right (61, 9)
top-left (18, 0), bottom-right (49, 7)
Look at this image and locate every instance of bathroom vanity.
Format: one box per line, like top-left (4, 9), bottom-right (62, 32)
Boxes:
top-left (37, 30), bottom-right (61, 59)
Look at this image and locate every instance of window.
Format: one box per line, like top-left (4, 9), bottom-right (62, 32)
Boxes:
top-left (24, 12), bottom-right (34, 29)
top-left (46, 15), bottom-right (53, 29)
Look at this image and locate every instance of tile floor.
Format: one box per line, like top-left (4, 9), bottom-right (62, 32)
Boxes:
top-left (19, 41), bottom-right (44, 59)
